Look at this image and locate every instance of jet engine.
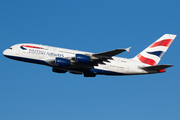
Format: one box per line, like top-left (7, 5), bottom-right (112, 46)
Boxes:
top-left (75, 54), bottom-right (90, 63)
top-left (55, 57), bottom-right (70, 66)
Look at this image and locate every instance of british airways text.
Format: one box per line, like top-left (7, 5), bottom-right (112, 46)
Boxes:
top-left (29, 49), bottom-right (64, 57)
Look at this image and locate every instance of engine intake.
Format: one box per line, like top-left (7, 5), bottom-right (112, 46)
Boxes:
top-left (55, 58), bottom-right (70, 66)
top-left (75, 54), bottom-right (90, 63)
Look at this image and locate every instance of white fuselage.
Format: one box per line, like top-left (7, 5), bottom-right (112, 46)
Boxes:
top-left (3, 43), bottom-right (151, 76)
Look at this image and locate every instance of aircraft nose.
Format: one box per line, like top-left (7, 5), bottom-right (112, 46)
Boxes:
top-left (3, 49), bottom-right (8, 56)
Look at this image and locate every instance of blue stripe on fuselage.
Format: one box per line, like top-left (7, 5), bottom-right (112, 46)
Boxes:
top-left (90, 68), bottom-right (125, 75)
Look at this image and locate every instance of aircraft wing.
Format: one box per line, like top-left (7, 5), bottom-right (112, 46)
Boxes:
top-left (80, 47), bottom-right (131, 66)
top-left (46, 47), bottom-right (131, 68)
top-left (92, 47), bottom-right (131, 57)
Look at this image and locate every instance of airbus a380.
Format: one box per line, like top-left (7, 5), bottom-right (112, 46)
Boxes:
top-left (3, 34), bottom-right (176, 77)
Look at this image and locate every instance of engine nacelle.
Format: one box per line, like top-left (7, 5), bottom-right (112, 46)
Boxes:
top-left (55, 57), bottom-right (70, 66)
top-left (75, 54), bottom-right (90, 63)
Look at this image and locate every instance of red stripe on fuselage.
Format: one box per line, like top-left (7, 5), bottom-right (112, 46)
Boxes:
top-left (149, 39), bottom-right (173, 48)
top-left (21, 45), bottom-right (43, 49)
top-left (137, 54), bottom-right (157, 66)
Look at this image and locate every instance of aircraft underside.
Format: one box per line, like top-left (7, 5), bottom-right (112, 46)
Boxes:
top-left (4, 54), bottom-right (127, 77)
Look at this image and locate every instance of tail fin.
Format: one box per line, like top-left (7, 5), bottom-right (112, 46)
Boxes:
top-left (133, 34), bottom-right (176, 66)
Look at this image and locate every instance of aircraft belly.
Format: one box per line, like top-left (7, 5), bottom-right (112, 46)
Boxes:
top-left (93, 65), bottom-right (126, 75)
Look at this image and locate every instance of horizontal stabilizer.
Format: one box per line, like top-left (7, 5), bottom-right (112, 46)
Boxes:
top-left (140, 64), bottom-right (173, 71)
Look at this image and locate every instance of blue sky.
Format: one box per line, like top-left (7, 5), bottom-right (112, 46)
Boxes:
top-left (0, 0), bottom-right (180, 120)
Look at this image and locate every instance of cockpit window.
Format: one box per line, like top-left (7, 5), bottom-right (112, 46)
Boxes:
top-left (8, 47), bottom-right (12, 49)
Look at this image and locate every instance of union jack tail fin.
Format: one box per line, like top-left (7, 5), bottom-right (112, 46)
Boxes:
top-left (133, 34), bottom-right (177, 66)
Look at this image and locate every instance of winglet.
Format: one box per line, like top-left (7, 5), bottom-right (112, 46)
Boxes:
top-left (125, 47), bottom-right (131, 53)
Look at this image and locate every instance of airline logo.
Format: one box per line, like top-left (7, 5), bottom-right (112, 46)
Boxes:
top-left (20, 45), bottom-right (44, 50)
top-left (137, 38), bottom-right (174, 66)
top-left (20, 45), bottom-right (64, 57)
top-left (137, 54), bottom-right (157, 66)
top-left (148, 39), bottom-right (173, 48)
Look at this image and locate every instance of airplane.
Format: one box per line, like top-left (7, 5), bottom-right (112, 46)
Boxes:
top-left (3, 34), bottom-right (176, 77)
